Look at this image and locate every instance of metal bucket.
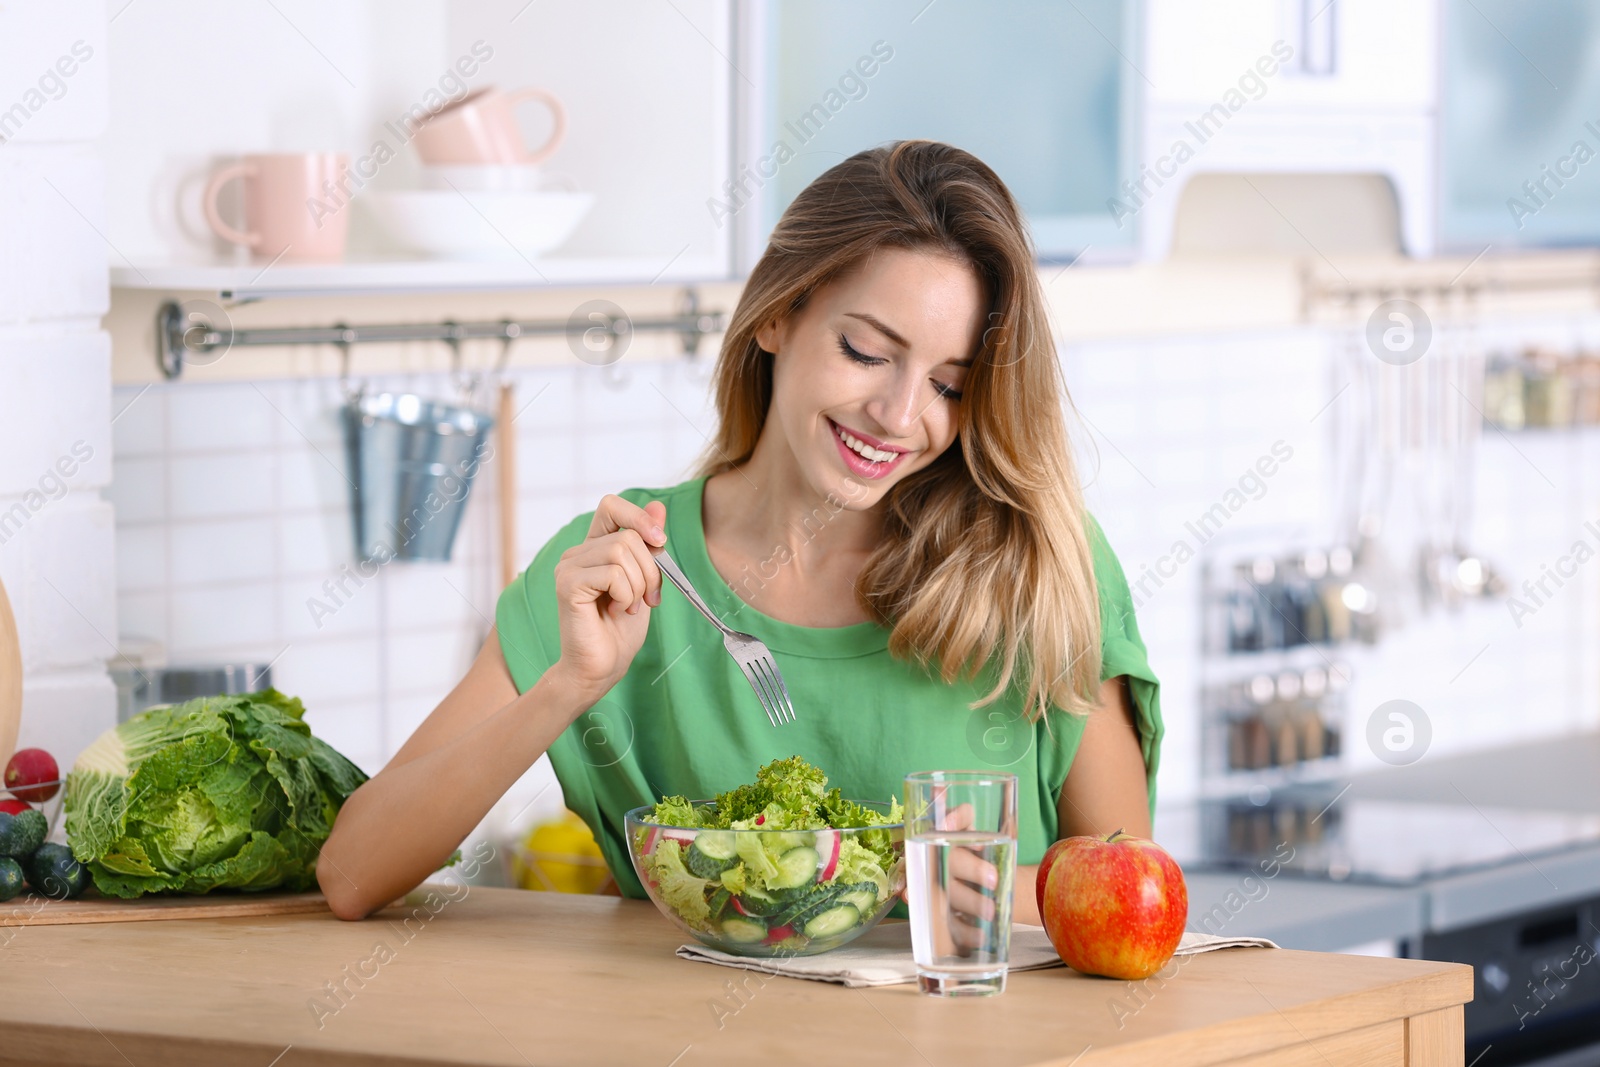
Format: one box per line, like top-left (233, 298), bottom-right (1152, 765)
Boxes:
top-left (342, 392), bottom-right (495, 563)
top-left (111, 663), bottom-right (274, 723)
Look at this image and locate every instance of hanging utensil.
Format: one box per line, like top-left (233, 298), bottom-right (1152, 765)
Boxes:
top-left (495, 324), bottom-right (520, 591)
top-left (1449, 287), bottom-right (1504, 599)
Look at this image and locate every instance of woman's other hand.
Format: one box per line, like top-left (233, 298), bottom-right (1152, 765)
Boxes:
top-left (900, 799), bottom-right (1003, 955)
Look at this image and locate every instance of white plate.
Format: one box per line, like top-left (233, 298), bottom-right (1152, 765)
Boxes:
top-left (363, 190), bottom-right (593, 261)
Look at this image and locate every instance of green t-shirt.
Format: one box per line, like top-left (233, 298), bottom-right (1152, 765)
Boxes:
top-left (494, 474), bottom-right (1162, 899)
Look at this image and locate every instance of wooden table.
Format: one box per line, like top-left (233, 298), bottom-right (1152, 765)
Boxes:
top-left (0, 886), bottom-right (1472, 1066)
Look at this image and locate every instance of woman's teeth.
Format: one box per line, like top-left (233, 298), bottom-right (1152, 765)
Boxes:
top-left (834, 423), bottom-right (899, 463)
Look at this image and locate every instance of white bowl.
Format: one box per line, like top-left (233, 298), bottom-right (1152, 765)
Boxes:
top-left (419, 164), bottom-right (544, 192)
top-left (363, 190), bottom-right (593, 261)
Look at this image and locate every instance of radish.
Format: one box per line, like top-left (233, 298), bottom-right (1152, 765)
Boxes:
top-left (641, 825), bottom-right (697, 855)
top-left (813, 829), bottom-right (841, 882)
top-left (4, 749), bottom-right (58, 803)
top-left (763, 923), bottom-right (795, 944)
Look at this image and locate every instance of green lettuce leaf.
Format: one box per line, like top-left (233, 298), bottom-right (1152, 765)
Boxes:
top-left (754, 756), bottom-right (826, 811)
top-left (834, 837), bottom-right (890, 898)
top-left (648, 795), bottom-right (702, 829)
top-left (63, 690), bottom-right (368, 898)
top-left (646, 840), bottom-right (712, 929)
top-left (730, 828), bottom-right (784, 888)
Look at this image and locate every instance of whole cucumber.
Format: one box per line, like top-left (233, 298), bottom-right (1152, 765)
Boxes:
top-left (26, 843), bottom-right (89, 900)
top-left (0, 809), bottom-right (46, 859)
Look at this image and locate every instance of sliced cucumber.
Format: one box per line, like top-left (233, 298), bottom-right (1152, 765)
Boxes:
top-left (802, 904), bottom-right (861, 940)
top-left (707, 887), bottom-right (731, 919)
top-left (772, 884), bottom-right (840, 928)
top-left (685, 842), bottom-right (736, 879)
top-left (766, 831), bottom-right (811, 853)
top-left (695, 830), bottom-right (738, 861)
top-left (769, 846), bottom-right (820, 890)
top-left (736, 887), bottom-right (784, 917)
top-left (837, 886), bottom-right (880, 916)
top-left (720, 916), bottom-right (767, 943)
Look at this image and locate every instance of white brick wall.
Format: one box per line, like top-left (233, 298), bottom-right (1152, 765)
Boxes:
top-left (0, 2), bottom-right (116, 766)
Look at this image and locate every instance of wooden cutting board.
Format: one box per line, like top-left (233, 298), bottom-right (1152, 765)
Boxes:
top-left (2, 890), bottom-right (335, 926)
top-left (0, 573), bottom-right (22, 775)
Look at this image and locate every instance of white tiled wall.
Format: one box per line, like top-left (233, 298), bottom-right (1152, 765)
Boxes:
top-left (1067, 316), bottom-right (1600, 803)
top-left (0, 1), bottom-right (117, 766)
top-left (105, 315), bottom-right (1600, 836)
top-left (1064, 327), bottom-right (1334, 804)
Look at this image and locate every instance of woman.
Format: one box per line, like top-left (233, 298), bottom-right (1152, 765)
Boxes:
top-left (319, 140), bottom-right (1162, 926)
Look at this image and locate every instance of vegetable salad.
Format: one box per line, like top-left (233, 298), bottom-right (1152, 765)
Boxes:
top-left (635, 757), bottom-right (903, 952)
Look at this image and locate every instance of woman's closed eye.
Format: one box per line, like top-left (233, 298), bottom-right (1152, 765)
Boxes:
top-left (837, 332), bottom-right (884, 367)
top-left (838, 333), bottom-right (963, 401)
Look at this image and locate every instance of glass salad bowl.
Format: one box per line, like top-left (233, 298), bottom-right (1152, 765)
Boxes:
top-left (625, 801), bottom-right (906, 957)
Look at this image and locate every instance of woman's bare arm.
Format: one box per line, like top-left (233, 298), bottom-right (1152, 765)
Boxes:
top-left (317, 494), bottom-right (669, 921)
top-left (1013, 675), bottom-right (1150, 925)
top-left (316, 631), bottom-right (593, 920)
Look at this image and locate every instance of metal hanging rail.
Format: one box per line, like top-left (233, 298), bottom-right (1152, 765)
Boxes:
top-left (1298, 256), bottom-right (1600, 319)
top-left (156, 290), bottom-right (726, 379)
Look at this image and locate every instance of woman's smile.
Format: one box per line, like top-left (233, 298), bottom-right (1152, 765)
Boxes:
top-left (827, 416), bottom-right (912, 479)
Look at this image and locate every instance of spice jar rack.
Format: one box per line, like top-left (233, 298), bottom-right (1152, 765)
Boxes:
top-left (1483, 344), bottom-right (1600, 430)
top-left (1198, 546), bottom-right (1360, 797)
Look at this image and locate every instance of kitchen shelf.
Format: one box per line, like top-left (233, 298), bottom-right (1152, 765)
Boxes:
top-left (109, 254), bottom-right (730, 300)
top-left (1195, 756), bottom-right (1347, 800)
top-left (1200, 643), bottom-right (1361, 670)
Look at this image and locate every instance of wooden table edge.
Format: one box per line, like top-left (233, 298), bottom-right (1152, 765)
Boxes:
top-left (1064, 957), bottom-right (1473, 1067)
top-left (0, 891), bottom-right (1479, 1067)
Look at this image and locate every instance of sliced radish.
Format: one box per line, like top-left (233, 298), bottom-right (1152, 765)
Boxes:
top-left (764, 923), bottom-right (795, 944)
top-left (730, 896), bottom-right (752, 917)
top-left (642, 825), bottom-right (697, 855)
top-left (813, 829), bottom-right (841, 882)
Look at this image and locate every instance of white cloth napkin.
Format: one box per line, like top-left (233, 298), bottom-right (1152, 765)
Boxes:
top-left (675, 922), bottom-right (1278, 988)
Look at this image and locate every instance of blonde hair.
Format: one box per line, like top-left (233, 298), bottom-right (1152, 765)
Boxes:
top-left (694, 141), bottom-right (1100, 720)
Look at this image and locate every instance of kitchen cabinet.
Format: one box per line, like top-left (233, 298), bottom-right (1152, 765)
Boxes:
top-left (1437, 0), bottom-right (1600, 249)
top-left (1144, 0), bottom-right (1437, 111)
top-left (734, 0), bottom-right (1139, 265)
top-left (1138, 0), bottom-right (1439, 258)
top-left (0, 887), bottom-right (1471, 1065)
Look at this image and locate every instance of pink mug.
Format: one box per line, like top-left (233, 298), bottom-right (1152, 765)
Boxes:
top-left (203, 153), bottom-right (350, 262)
top-left (411, 87), bottom-right (567, 166)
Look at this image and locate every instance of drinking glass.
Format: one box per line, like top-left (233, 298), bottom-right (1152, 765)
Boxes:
top-left (903, 770), bottom-right (1018, 996)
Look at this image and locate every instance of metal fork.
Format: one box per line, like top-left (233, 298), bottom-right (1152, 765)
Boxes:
top-left (651, 549), bottom-right (796, 726)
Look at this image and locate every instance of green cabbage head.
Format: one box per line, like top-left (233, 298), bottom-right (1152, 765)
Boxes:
top-left (64, 690), bottom-right (368, 897)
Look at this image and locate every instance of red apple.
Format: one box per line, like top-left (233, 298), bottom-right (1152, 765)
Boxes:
top-left (1041, 829), bottom-right (1187, 980)
top-left (4, 748), bottom-right (59, 802)
top-left (1036, 838), bottom-right (1071, 925)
